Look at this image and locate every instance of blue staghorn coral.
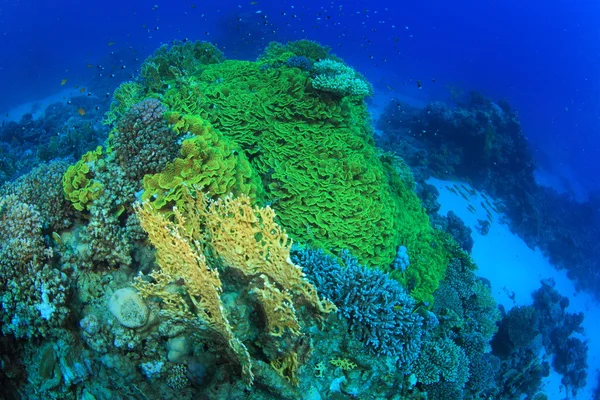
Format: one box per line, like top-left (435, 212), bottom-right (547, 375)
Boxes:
top-left (291, 247), bottom-right (423, 371)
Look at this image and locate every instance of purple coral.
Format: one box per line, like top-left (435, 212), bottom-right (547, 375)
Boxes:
top-left (112, 99), bottom-right (178, 183)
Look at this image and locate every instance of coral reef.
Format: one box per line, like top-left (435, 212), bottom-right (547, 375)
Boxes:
top-left (134, 189), bottom-right (335, 386)
top-left (0, 195), bottom-right (70, 339)
top-left (0, 40), bottom-right (550, 400)
top-left (114, 39), bottom-right (451, 304)
top-left (0, 100), bottom-right (107, 185)
top-left (292, 248), bottom-right (423, 370)
top-left (0, 159), bottom-right (76, 231)
top-left (376, 93), bottom-right (600, 300)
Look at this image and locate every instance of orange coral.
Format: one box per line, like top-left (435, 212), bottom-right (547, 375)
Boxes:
top-left (252, 275), bottom-right (301, 337)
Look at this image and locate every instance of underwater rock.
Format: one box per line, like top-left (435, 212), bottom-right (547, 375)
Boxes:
top-left (108, 287), bottom-right (149, 329)
top-left (166, 336), bottom-right (191, 363)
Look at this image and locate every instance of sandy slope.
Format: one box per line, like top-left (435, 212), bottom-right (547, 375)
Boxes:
top-left (428, 177), bottom-right (599, 399)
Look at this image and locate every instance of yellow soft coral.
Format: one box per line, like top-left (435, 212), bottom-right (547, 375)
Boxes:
top-left (204, 194), bottom-right (337, 316)
top-left (133, 196), bottom-right (253, 385)
top-left (134, 189), bottom-right (335, 386)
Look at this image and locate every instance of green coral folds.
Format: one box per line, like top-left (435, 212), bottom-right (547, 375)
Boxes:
top-left (103, 81), bottom-right (145, 126)
top-left (142, 113), bottom-right (262, 211)
top-left (62, 146), bottom-right (105, 211)
top-left (132, 41), bottom-right (448, 302)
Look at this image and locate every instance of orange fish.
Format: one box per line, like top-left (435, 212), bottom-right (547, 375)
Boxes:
top-left (80, 88), bottom-right (86, 93)
top-left (60, 79), bottom-right (68, 86)
top-left (77, 108), bottom-right (86, 116)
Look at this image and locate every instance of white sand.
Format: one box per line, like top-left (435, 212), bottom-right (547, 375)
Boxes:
top-left (428, 177), bottom-right (599, 399)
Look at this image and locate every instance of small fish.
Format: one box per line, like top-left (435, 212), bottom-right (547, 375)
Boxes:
top-left (77, 108), bottom-right (86, 116)
top-left (87, 64), bottom-right (93, 68)
top-left (79, 88), bottom-right (86, 93)
top-left (60, 79), bottom-right (68, 86)
top-left (52, 232), bottom-right (64, 245)
top-left (250, 1), bottom-right (258, 3)
top-left (416, 80), bottom-right (422, 89)
top-left (108, 41), bottom-right (115, 46)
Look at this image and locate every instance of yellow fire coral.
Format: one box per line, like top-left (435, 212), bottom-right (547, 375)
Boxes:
top-left (133, 195), bottom-right (253, 385)
top-left (134, 188), bottom-right (335, 386)
top-left (204, 194), bottom-right (337, 316)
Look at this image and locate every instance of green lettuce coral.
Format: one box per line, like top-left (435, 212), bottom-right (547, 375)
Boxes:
top-left (142, 113), bottom-right (262, 211)
top-left (125, 40), bottom-right (449, 303)
top-left (62, 146), bottom-right (105, 211)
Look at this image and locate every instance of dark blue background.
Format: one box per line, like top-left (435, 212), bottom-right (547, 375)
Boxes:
top-left (1, 0), bottom-right (598, 195)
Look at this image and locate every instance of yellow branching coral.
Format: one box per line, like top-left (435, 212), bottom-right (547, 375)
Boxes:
top-left (270, 351), bottom-right (300, 386)
top-left (252, 275), bottom-right (301, 337)
top-left (330, 358), bottom-right (357, 370)
top-left (203, 194), bottom-right (337, 316)
top-left (133, 199), bottom-right (253, 385)
top-left (134, 189), bottom-right (335, 387)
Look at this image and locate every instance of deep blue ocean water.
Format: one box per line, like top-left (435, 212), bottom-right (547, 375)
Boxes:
top-left (1, 0), bottom-right (598, 195)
